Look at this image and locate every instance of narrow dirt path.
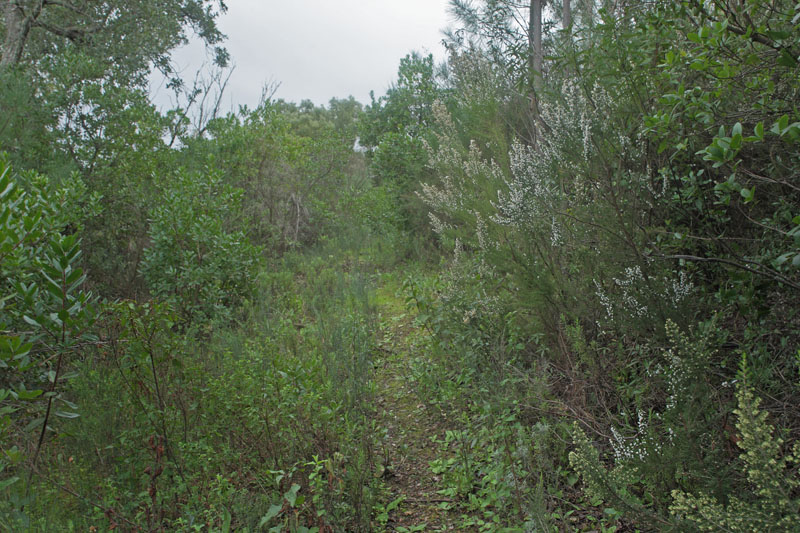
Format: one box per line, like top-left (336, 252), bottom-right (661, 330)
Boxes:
top-left (372, 278), bottom-right (476, 532)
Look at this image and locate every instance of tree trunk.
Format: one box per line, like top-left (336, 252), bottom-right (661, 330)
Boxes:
top-left (3, 2), bottom-right (27, 67)
top-left (564, 0), bottom-right (571, 30)
top-left (1, 1), bottom-right (45, 68)
top-left (525, 0), bottom-right (544, 145)
top-left (529, 0), bottom-right (543, 92)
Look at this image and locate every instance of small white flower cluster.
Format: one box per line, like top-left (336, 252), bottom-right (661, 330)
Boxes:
top-left (663, 346), bottom-right (690, 410)
top-left (453, 237), bottom-right (464, 264)
top-left (582, 108), bottom-right (592, 161)
top-left (610, 410), bottom-right (663, 463)
top-left (594, 279), bottom-right (614, 320)
top-left (493, 78), bottom-right (610, 233)
top-left (596, 267), bottom-right (694, 324)
top-left (667, 270), bottom-right (694, 304)
top-left (438, 255), bottom-right (501, 324)
top-left (419, 100), bottom-right (506, 256)
top-left (492, 140), bottom-right (553, 229)
top-left (428, 212), bottom-right (451, 236)
top-left (550, 216), bottom-right (563, 246)
top-left (644, 166), bottom-right (670, 200)
top-left (448, 49), bottom-right (509, 108)
top-left (419, 174), bottom-right (465, 212)
top-left (613, 265), bottom-right (650, 318)
top-left (462, 307), bottom-right (477, 323)
top-left (474, 210), bottom-right (490, 251)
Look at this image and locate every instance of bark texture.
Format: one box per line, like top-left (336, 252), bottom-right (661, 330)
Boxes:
top-left (1, 1), bottom-right (34, 68)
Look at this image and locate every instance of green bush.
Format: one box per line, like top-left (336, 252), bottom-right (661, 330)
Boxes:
top-left (0, 156), bottom-right (99, 524)
top-left (140, 166), bottom-right (261, 325)
top-left (671, 370), bottom-right (800, 531)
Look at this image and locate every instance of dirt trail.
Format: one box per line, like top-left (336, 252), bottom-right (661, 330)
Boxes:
top-left (372, 280), bottom-right (476, 532)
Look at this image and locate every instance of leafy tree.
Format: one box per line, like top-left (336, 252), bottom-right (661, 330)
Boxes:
top-left (1, 0), bottom-right (228, 75)
top-left (446, 0), bottom-right (552, 91)
top-left (139, 166), bottom-right (261, 325)
top-left (1, 0), bottom-right (229, 298)
top-left (359, 52), bottom-right (441, 148)
top-left (186, 103), bottom-right (359, 250)
top-left (358, 53), bottom-right (443, 237)
top-left (328, 96), bottom-right (364, 148)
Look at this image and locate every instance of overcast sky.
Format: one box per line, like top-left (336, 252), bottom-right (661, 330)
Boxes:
top-left (150, 0), bottom-right (454, 111)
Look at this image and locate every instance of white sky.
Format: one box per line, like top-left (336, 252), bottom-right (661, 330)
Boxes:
top-left (150, 0), bottom-right (454, 111)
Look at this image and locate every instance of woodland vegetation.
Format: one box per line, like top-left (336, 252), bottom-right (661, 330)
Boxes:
top-left (1, 0), bottom-right (799, 531)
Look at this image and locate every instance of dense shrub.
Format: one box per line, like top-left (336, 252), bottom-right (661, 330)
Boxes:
top-left (139, 166), bottom-right (262, 325)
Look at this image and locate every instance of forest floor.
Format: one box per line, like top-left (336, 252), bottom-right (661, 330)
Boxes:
top-left (372, 276), bottom-right (479, 532)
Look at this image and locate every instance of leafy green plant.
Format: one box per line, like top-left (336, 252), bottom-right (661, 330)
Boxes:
top-left (670, 356), bottom-right (800, 531)
top-left (140, 166), bottom-right (261, 325)
top-left (0, 156), bottom-right (98, 524)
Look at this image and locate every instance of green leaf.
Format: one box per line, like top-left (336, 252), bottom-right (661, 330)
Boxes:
top-left (777, 49), bottom-right (797, 67)
top-left (259, 504), bottom-right (283, 526)
top-left (59, 398), bottom-right (78, 409)
top-left (65, 268), bottom-right (84, 286)
top-left (730, 133), bottom-right (742, 151)
top-left (22, 315), bottom-right (41, 327)
top-left (386, 495), bottom-right (405, 512)
top-left (24, 417), bottom-right (45, 432)
top-left (16, 389), bottom-right (43, 400)
top-left (54, 410), bottom-right (80, 419)
top-left (755, 122), bottom-right (764, 140)
top-left (774, 115), bottom-right (790, 134)
top-left (774, 252), bottom-right (794, 266)
top-left (0, 181), bottom-right (14, 200)
top-left (221, 508), bottom-right (231, 533)
top-left (0, 476), bottom-right (19, 491)
top-left (284, 483), bottom-right (301, 507)
top-left (766, 30), bottom-right (790, 40)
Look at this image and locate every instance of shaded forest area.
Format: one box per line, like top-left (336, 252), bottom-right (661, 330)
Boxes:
top-left (2, 0), bottom-right (800, 531)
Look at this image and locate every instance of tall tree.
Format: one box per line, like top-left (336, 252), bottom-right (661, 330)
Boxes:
top-left (447, 0), bottom-right (548, 98)
top-left (1, 0), bottom-right (228, 77)
top-left (529, 0), bottom-right (542, 92)
top-left (359, 52), bottom-right (440, 148)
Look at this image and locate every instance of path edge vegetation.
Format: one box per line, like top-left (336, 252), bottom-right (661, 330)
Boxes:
top-left (2, 0), bottom-right (800, 531)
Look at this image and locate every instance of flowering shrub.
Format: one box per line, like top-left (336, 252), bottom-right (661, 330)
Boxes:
top-left (671, 375), bottom-right (800, 531)
top-left (567, 320), bottom-right (729, 526)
